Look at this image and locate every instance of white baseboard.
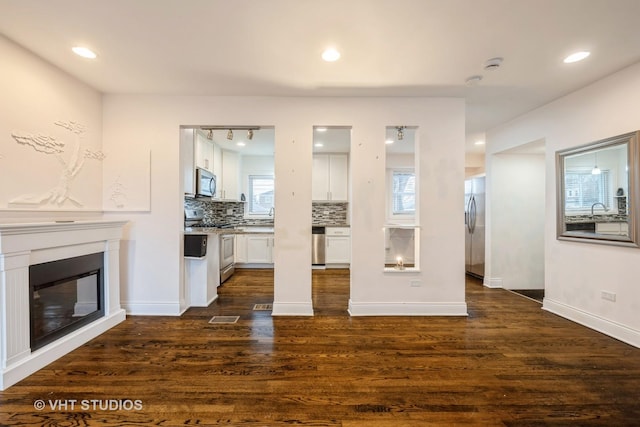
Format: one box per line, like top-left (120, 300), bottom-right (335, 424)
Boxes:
top-left (1, 309), bottom-right (126, 390)
top-left (272, 301), bottom-right (314, 316)
top-left (122, 301), bottom-right (183, 316)
top-left (348, 300), bottom-right (468, 316)
top-left (484, 277), bottom-right (503, 288)
top-left (543, 298), bottom-right (640, 348)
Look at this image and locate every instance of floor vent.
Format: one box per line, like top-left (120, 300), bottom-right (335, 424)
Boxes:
top-left (208, 316), bottom-right (240, 324)
top-left (253, 304), bottom-right (273, 311)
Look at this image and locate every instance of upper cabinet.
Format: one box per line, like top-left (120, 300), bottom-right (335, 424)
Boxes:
top-left (195, 131), bottom-right (214, 173)
top-left (312, 126), bottom-right (351, 202)
top-left (220, 150), bottom-right (239, 200)
top-left (312, 153), bottom-right (349, 202)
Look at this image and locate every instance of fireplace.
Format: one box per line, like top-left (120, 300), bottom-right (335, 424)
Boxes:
top-left (1, 219), bottom-right (127, 390)
top-left (29, 252), bottom-right (105, 351)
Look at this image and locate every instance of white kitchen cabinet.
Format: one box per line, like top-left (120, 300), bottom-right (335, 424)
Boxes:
top-left (234, 234), bottom-right (247, 263)
top-left (312, 154), bottom-right (348, 201)
top-left (220, 149), bottom-right (240, 200)
top-left (195, 131), bottom-right (214, 173)
top-left (184, 234), bottom-right (219, 307)
top-left (326, 227), bottom-right (350, 265)
top-left (246, 234), bottom-right (274, 263)
top-left (212, 142), bottom-right (222, 179)
top-left (596, 222), bottom-right (629, 235)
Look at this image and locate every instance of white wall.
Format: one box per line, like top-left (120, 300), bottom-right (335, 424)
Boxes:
top-left (101, 96), bottom-right (467, 316)
top-left (486, 61), bottom-right (640, 347)
top-left (0, 35), bottom-right (103, 217)
top-left (486, 153), bottom-right (545, 290)
top-left (0, 35), bottom-right (467, 318)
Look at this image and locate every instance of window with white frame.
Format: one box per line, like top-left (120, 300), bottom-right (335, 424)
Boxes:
top-left (392, 170), bottom-right (415, 215)
top-left (564, 169), bottom-right (611, 211)
top-left (248, 175), bottom-right (274, 215)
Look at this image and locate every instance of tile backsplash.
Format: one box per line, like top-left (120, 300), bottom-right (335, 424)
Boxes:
top-left (312, 202), bottom-right (348, 225)
top-left (184, 198), bottom-right (348, 226)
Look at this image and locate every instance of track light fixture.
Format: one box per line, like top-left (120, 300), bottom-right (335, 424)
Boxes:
top-left (227, 129), bottom-right (233, 140)
top-left (206, 129), bottom-right (213, 140)
top-left (396, 126), bottom-right (406, 141)
top-left (247, 129), bottom-right (254, 140)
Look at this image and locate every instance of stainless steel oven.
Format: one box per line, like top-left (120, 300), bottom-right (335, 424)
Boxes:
top-left (220, 234), bottom-right (235, 283)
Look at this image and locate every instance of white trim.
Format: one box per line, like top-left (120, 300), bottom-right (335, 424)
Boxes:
top-left (271, 302), bottom-right (314, 316)
top-left (348, 300), bottom-right (468, 316)
top-left (543, 298), bottom-right (640, 348)
top-left (1, 309), bottom-right (125, 390)
top-left (483, 277), bottom-right (503, 288)
top-left (122, 302), bottom-right (185, 316)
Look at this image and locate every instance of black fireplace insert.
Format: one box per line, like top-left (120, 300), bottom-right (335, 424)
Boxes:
top-left (29, 252), bottom-right (105, 351)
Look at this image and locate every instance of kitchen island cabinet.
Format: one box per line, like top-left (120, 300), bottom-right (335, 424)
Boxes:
top-left (235, 232), bottom-right (274, 267)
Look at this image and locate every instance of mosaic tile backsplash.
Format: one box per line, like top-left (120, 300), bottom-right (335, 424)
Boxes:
top-left (184, 199), bottom-right (348, 226)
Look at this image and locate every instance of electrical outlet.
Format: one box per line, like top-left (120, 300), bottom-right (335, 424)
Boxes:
top-left (601, 291), bottom-right (616, 302)
top-left (410, 280), bottom-right (422, 287)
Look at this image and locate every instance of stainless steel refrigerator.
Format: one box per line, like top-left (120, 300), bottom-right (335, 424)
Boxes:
top-left (465, 176), bottom-right (485, 279)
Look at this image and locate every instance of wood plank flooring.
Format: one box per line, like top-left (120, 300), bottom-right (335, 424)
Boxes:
top-left (1, 269), bottom-right (639, 426)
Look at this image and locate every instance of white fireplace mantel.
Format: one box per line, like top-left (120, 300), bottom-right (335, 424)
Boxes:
top-left (0, 220), bottom-right (127, 390)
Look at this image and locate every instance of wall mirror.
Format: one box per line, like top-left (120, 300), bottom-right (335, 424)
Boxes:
top-left (556, 131), bottom-right (639, 247)
top-left (384, 126), bottom-right (420, 271)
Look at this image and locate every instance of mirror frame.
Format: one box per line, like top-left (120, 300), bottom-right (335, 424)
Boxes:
top-left (556, 130), bottom-right (640, 247)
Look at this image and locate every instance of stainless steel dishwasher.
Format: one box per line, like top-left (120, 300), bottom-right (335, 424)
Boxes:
top-left (312, 226), bottom-right (326, 265)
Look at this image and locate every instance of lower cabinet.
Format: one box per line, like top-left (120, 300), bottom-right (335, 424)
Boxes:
top-left (326, 227), bottom-right (350, 266)
top-left (184, 234), bottom-right (219, 307)
top-left (596, 222), bottom-right (629, 235)
top-left (235, 233), bottom-right (274, 266)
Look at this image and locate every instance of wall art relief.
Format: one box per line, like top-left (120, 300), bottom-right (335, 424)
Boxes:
top-left (10, 120), bottom-right (105, 207)
top-left (102, 149), bottom-right (151, 212)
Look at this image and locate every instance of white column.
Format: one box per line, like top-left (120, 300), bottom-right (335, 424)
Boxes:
top-left (0, 251), bottom-right (31, 368)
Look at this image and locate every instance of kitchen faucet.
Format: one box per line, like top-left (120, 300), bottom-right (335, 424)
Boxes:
top-left (268, 207), bottom-right (275, 217)
top-left (591, 202), bottom-right (609, 216)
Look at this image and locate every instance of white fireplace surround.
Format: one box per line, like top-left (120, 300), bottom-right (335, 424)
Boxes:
top-left (0, 220), bottom-right (127, 390)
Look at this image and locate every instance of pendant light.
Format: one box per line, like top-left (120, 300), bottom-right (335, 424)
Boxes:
top-left (592, 152), bottom-right (601, 175)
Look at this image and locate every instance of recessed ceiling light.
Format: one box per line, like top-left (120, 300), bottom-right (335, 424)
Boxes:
top-left (385, 139), bottom-right (394, 145)
top-left (474, 140), bottom-right (485, 146)
top-left (72, 46), bottom-right (97, 59)
top-left (314, 142), bottom-right (324, 147)
top-left (315, 127), bottom-right (327, 132)
top-left (484, 57), bottom-right (503, 71)
top-left (236, 142), bottom-right (246, 147)
top-left (563, 51), bottom-right (590, 63)
top-left (322, 48), bottom-right (340, 62)
top-left (465, 75), bottom-right (483, 86)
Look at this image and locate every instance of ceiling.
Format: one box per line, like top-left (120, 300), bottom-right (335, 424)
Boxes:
top-left (2, 0), bottom-right (640, 155)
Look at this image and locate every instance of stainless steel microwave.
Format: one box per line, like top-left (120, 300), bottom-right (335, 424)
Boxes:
top-left (195, 168), bottom-right (216, 198)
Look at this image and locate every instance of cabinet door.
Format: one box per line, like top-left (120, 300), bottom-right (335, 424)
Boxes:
top-left (221, 150), bottom-right (239, 200)
top-left (328, 154), bottom-right (348, 201)
top-left (212, 142), bottom-right (222, 178)
top-left (195, 132), bottom-right (214, 172)
top-left (234, 235), bottom-right (247, 263)
top-left (246, 235), bottom-right (273, 263)
top-left (312, 155), bottom-right (330, 200)
top-left (326, 236), bottom-right (350, 263)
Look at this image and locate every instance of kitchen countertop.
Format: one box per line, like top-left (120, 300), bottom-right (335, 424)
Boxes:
top-left (565, 214), bottom-right (628, 224)
top-left (186, 223), bottom-right (350, 235)
top-left (185, 226), bottom-right (274, 235)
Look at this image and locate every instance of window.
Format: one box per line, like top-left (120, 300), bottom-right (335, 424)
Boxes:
top-left (564, 170), bottom-right (611, 211)
top-left (248, 175), bottom-right (274, 215)
top-left (392, 170), bottom-right (415, 215)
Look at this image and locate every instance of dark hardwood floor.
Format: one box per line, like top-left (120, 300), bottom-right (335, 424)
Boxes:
top-left (1, 269), bottom-right (639, 426)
